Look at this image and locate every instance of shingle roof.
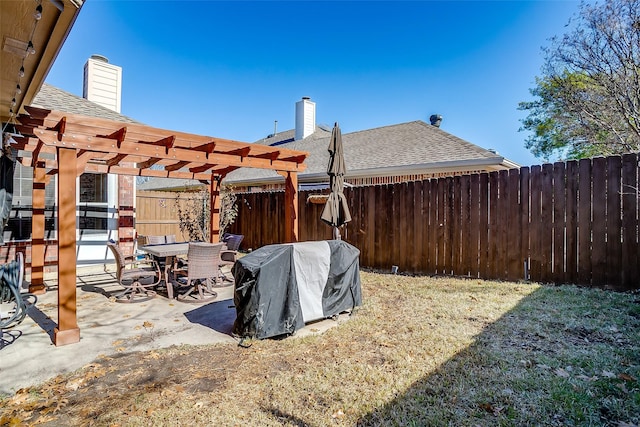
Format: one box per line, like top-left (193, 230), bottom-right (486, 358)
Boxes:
top-left (255, 128), bottom-right (297, 146)
top-left (223, 120), bottom-right (517, 185)
top-left (31, 83), bottom-right (140, 124)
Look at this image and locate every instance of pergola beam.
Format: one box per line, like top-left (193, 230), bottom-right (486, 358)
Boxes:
top-left (32, 128), bottom-right (305, 173)
top-left (22, 106), bottom-right (306, 162)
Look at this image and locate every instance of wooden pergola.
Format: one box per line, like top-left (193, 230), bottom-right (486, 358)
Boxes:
top-left (14, 106), bottom-right (308, 346)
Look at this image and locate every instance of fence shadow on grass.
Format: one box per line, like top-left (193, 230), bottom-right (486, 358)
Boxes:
top-left (356, 285), bottom-right (640, 426)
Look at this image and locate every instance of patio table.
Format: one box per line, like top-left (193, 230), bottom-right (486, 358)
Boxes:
top-left (139, 243), bottom-right (189, 299)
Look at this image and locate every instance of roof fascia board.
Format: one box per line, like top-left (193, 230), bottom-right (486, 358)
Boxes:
top-left (20, 0), bottom-right (84, 116)
top-left (227, 156), bottom-right (520, 187)
top-left (225, 156), bottom-right (520, 187)
top-left (337, 157), bottom-right (519, 179)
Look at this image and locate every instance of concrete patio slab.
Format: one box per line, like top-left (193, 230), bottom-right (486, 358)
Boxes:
top-left (0, 265), bottom-right (348, 396)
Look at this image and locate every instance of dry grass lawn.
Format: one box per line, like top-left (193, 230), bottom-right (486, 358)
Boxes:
top-left (1, 271), bottom-right (639, 426)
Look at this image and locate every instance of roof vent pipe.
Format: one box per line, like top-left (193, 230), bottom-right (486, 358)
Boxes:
top-left (430, 114), bottom-right (442, 127)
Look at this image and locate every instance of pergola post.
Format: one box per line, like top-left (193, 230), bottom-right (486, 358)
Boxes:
top-left (117, 174), bottom-right (135, 255)
top-left (54, 147), bottom-right (80, 346)
top-left (29, 162), bottom-right (47, 294)
top-left (209, 177), bottom-right (221, 243)
top-left (279, 171), bottom-right (299, 243)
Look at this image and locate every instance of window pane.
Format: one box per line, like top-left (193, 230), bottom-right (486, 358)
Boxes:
top-left (80, 173), bottom-right (107, 203)
top-left (3, 164), bottom-right (56, 241)
top-left (77, 205), bottom-right (116, 234)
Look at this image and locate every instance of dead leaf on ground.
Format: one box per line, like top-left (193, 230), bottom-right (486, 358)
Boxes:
top-left (619, 373), bottom-right (636, 382)
top-left (8, 390), bottom-right (31, 406)
top-left (479, 403), bottom-right (503, 415)
top-left (65, 378), bottom-right (84, 391)
top-left (332, 409), bottom-right (345, 419)
top-left (39, 397), bottom-right (68, 415)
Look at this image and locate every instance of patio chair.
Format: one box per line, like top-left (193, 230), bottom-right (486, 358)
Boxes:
top-left (173, 242), bottom-right (225, 303)
top-left (144, 235), bottom-right (174, 270)
top-left (222, 233), bottom-right (244, 251)
top-left (134, 235), bottom-right (152, 260)
top-left (221, 233), bottom-right (244, 263)
top-left (146, 235), bottom-right (166, 245)
top-left (107, 242), bottom-right (160, 303)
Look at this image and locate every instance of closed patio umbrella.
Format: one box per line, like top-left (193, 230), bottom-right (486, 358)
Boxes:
top-left (321, 122), bottom-right (351, 239)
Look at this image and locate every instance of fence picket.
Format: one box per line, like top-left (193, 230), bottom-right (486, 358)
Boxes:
top-left (428, 179), bottom-right (438, 274)
top-left (529, 166), bottom-right (542, 280)
top-left (565, 161), bottom-right (579, 283)
top-left (398, 182), bottom-right (410, 272)
top-left (453, 176), bottom-right (463, 275)
top-left (507, 169), bottom-right (521, 281)
top-left (479, 173), bottom-right (490, 278)
top-left (469, 174), bottom-right (481, 278)
top-left (460, 175), bottom-right (471, 277)
top-left (412, 181), bottom-right (424, 273)
top-left (519, 167), bottom-right (530, 281)
top-left (592, 157), bottom-right (607, 286)
top-left (577, 159), bottom-right (593, 285)
top-left (553, 162), bottom-right (566, 283)
top-left (541, 164), bottom-right (554, 283)
top-left (621, 154), bottom-right (639, 288)
top-left (606, 156), bottom-right (623, 289)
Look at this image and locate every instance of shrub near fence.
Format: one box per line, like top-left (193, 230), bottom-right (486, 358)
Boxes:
top-left (227, 153), bottom-right (640, 291)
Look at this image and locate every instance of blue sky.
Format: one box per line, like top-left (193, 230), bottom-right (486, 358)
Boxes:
top-left (45, 0), bottom-right (581, 167)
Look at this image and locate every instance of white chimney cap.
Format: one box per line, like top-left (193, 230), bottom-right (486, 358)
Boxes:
top-left (90, 54), bottom-right (109, 63)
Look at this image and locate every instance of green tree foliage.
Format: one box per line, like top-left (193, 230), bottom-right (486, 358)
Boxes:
top-left (519, 0), bottom-right (640, 160)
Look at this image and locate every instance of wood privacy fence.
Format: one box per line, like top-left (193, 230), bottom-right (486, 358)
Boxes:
top-left (227, 153), bottom-right (640, 291)
top-left (136, 191), bottom-right (190, 240)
